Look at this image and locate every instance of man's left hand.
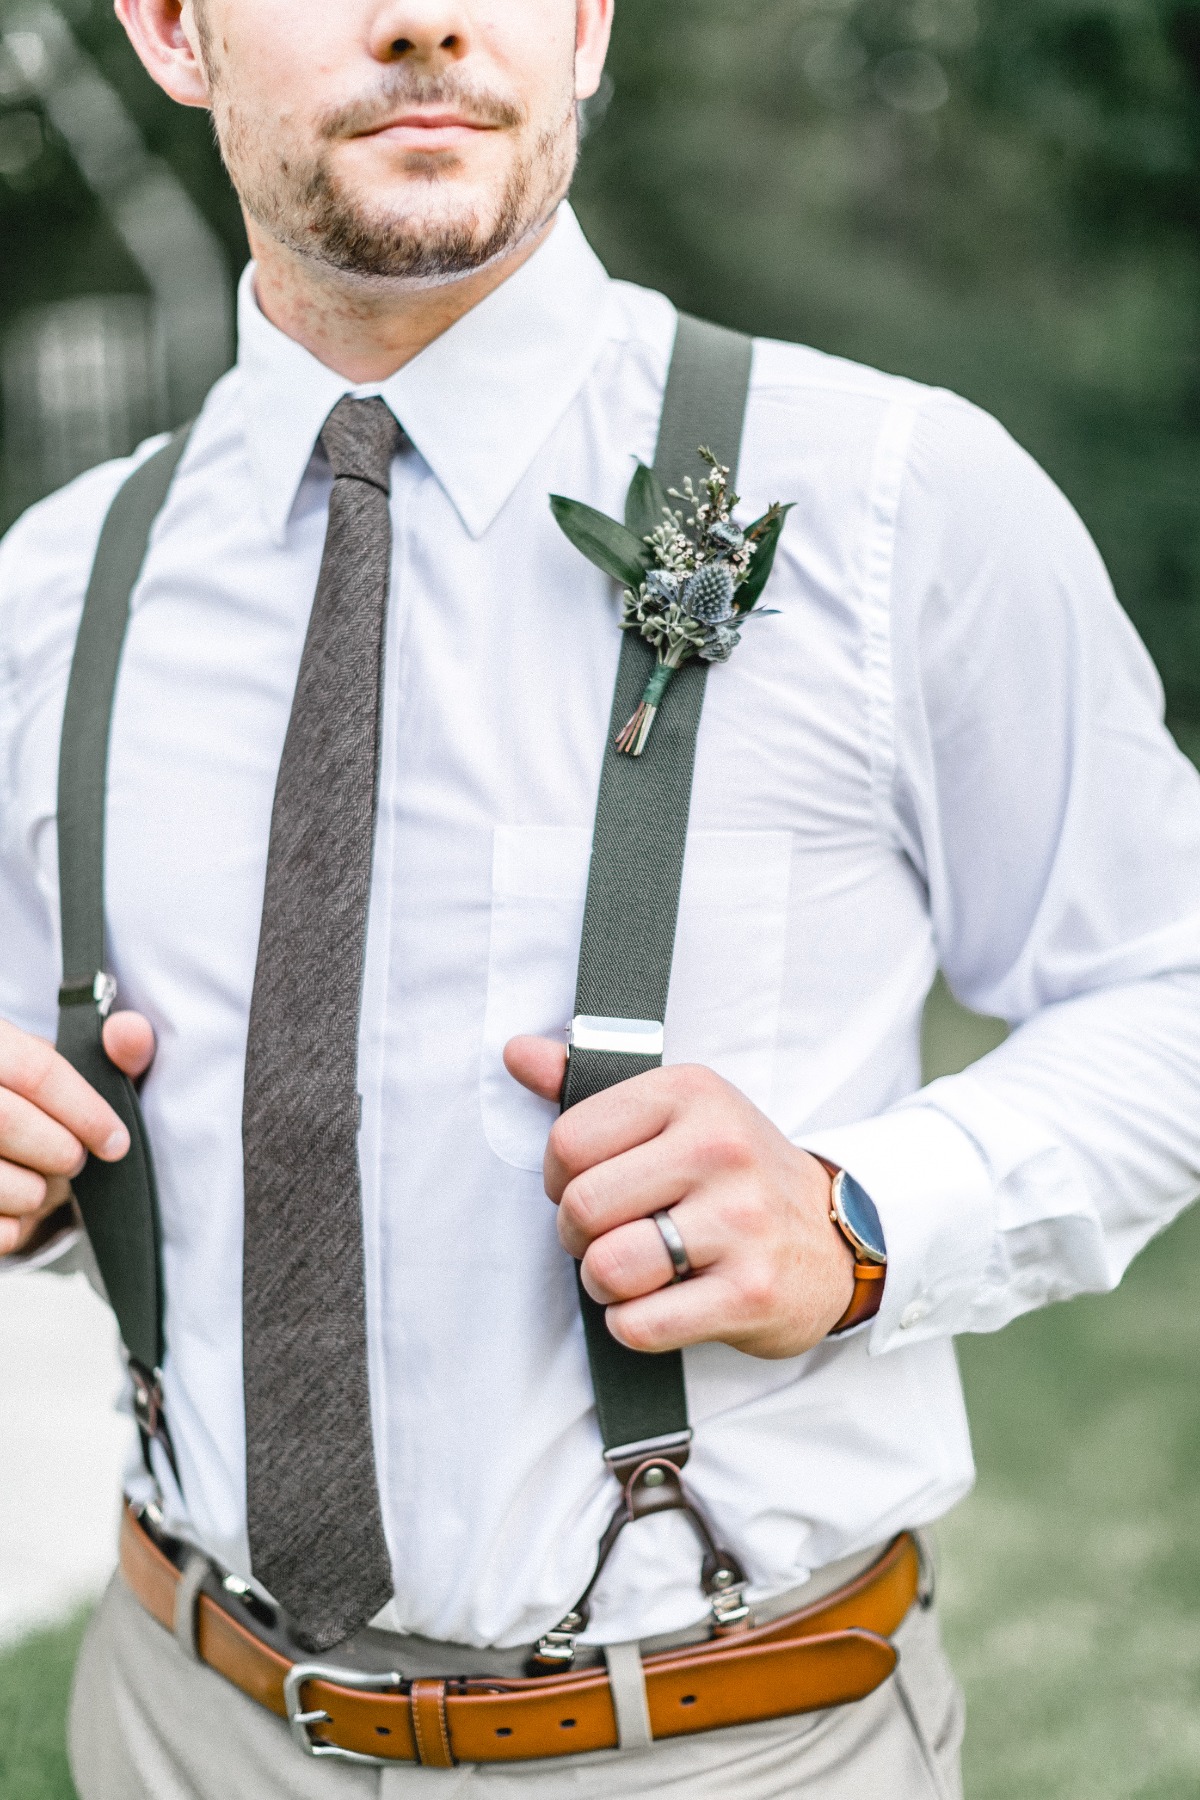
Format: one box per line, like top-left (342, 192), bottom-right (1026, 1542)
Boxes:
top-left (504, 1038), bottom-right (855, 1360)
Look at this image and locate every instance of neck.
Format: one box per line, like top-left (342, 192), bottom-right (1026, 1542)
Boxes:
top-left (246, 213), bottom-right (558, 384)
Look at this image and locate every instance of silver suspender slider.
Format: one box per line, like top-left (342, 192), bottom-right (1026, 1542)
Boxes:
top-left (58, 971), bottom-right (118, 1017)
top-left (567, 1016), bottom-right (664, 1057)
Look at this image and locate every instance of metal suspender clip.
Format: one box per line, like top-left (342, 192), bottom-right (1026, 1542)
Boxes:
top-left (528, 1430), bottom-right (749, 1673)
top-left (58, 971), bottom-right (118, 1017)
top-left (128, 1358), bottom-right (182, 1492)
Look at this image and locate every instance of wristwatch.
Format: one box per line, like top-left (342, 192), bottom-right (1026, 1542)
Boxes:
top-left (815, 1157), bottom-right (888, 1335)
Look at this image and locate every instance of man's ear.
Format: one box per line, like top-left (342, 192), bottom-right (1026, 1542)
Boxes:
top-left (115, 0), bottom-right (212, 109)
top-left (575, 0), bottom-right (614, 103)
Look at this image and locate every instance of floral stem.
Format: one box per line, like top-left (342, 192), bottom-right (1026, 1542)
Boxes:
top-left (615, 659), bottom-right (676, 756)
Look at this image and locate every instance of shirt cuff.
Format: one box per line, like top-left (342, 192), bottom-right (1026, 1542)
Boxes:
top-left (801, 1103), bottom-right (995, 1352)
top-left (0, 1201), bottom-right (87, 1276)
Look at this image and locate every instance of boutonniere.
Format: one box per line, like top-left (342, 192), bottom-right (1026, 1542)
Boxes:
top-left (551, 451), bottom-right (791, 755)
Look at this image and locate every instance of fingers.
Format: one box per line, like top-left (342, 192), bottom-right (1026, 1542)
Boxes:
top-left (557, 1132), bottom-right (694, 1258)
top-left (102, 1011), bottom-right (157, 1079)
top-left (503, 1035), bottom-right (568, 1102)
top-left (0, 1173), bottom-right (71, 1255)
top-left (0, 1085), bottom-right (88, 1179)
top-left (605, 1272), bottom-right (754, 1357)
top-left (579, 1194), bottom-right (731, 1305)
top-left (579, 1213), bottom-right (679, 1303)
top-left (0, 1018), bottom-right (130, 1163)
top-left (0, 1158), bottom-right (51, 1215)
top-left (545, 1065), bottom-right (723, 1203)
top-left (0, 1174), bottom-right (71, 1256)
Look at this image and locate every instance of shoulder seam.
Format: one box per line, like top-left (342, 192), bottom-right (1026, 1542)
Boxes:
top-left (856, 390), bottom-right (926, 850)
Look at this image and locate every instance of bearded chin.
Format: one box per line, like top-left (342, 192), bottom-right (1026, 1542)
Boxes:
top-left (244, 115), bottom-right (576, 284)
top-left (297, 161), bottom-right (535, 282)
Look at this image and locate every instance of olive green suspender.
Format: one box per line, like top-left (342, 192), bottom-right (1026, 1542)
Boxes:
top-left (54, 314), bottom-right (754, 1649)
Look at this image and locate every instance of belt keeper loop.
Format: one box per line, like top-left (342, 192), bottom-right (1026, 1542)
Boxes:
top-left (604, 1641), bottom-right (653, 1752)
top-left (172, 1551), bottom-right (210, 1662)
top-left (410, 1679), bottom-right (455, 1768)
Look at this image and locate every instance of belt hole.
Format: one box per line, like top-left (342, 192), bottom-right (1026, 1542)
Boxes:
top-left (680, 1694), bottom-right (697, 1706)
top-left (495, 1727), bottom-right (513, 1738)
top-left (560, 1718), bottom-right (576, 1729)
top-left (375, 1726), bottom-right (390, 1737)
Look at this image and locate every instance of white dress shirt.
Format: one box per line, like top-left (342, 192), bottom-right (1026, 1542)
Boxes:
top-left (3, 206), bottom-right (1200, 1649)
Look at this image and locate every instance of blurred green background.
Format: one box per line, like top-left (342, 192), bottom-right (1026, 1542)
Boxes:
top-left (3, 0), bottom-right (1200, 1794)
top-left (6, 0), bottom-right (1200, 729)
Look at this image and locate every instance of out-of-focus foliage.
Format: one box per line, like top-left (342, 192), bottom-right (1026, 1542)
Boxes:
top-left (573, 0), bottom-right (1200, 718)
top-left (0, 0), bottom-right (245, 319)
top-left (3, 0), bottom-right (1200, 718)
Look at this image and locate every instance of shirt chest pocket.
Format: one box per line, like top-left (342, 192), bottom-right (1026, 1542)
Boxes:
top-left (479, 824), bottom-right (794, 1171)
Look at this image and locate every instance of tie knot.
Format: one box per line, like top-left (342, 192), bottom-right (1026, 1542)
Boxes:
top-left (319, 396), bottom-right (402, 492)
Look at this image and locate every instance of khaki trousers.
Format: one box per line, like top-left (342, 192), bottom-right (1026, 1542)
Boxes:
top-left (68, 1571), bottom-right (964, 1800)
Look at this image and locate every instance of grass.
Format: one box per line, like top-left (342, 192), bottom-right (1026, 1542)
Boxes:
top-left (0, 1612), bottom-right (88, 1800)
top-left (943, 1204), bottom-right (1200, 1799)
top-left (3, 983), bottom-right (1198, 1798)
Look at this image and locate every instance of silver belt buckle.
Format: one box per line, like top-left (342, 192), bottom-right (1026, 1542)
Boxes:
top-left (283, 1662), bottom-right (401, 1766)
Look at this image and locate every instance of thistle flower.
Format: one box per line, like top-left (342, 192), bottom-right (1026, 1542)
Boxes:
top-left (644, 568), bottom-right (682, 603)
top-left (551, 447), bottom-right (792, 755)
top-left (706, 520), bottom-right (745, 553)
top-left (700, 625), bottom-right (741, 664)
top-left (682, 562), bottom-right (736, 624)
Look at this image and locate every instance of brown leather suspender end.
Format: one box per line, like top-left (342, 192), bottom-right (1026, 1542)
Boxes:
top-left (120, 1504), bottom-right (921, 1766)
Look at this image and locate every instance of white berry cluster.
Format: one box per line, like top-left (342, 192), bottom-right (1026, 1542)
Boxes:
top-left (623, 451), bottom-right (755, 666)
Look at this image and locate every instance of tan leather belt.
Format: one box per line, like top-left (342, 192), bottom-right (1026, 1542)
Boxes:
top-left (120, 1504), bottom-right (922, 1767)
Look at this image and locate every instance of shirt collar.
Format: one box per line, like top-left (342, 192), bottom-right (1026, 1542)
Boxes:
top-left (238, 205), bottom-right (615, 545)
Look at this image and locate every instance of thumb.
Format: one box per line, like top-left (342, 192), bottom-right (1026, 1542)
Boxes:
top-left (504, 1035), bottom-right (568, 1103)
top-left (102, 1010), bottom-right (157, 1080)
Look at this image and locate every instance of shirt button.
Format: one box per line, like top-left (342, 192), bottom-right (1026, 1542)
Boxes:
top-left (900, 1300), bottom-right (931, 1330)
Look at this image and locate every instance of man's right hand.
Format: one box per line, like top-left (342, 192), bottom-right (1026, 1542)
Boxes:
top-left (0, 1012), bottom-right (157, 1256)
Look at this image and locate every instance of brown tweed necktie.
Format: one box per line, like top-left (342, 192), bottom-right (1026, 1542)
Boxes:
top-left (241, 396), bottom-right (402, 1652)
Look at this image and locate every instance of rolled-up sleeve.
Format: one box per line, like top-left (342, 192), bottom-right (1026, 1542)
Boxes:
top-left (807, 391), bottom-right (1200, 1350)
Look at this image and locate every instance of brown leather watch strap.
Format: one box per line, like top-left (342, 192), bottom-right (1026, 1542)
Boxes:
top-left (811, 1156), bottom-right (886, 1336)
top-left (119, 1506), bottom-right (920, 1766)
top-left (831, 1261), bottom-right (886, 1334)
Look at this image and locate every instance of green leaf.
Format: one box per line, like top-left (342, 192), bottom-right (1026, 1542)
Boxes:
top-left (736, 503), bottom-right (794, 612)
top-left (550, 495), bottom-right (651, 589)
top-left (624, 461), bottom-right (671, 542)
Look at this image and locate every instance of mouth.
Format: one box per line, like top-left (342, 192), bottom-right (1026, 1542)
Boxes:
top-left (357, 110), bottom-right (501, 149)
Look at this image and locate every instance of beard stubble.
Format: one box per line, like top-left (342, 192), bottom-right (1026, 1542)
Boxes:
top-left (215, 65), bottom-right (578, 282)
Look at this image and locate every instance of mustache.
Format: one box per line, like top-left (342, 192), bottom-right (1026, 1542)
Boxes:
top-left (319, 72), bottom-right (527, 141)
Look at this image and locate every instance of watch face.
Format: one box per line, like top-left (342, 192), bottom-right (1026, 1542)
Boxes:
top-left (833, 1171), bottom-right (888, 1264)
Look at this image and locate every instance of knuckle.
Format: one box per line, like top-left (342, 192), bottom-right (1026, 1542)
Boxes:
top-left (613, 1310), bottom-right (658, 1354)
top-left (20, 1035), bottom-right (58, 1098)
top-left (669, 1063), bottom-right (718, 1106)
top-left (721, 1185), bottom-right (767, 1236)
top-left (733, 1262), bottom-right (776, 1318)
top-left (587, 1233), bottom-right (630, 1295)
top-left (44, 1137), bottom-right (85, 1178)
top-left (562, 1171), bottom-right (603, 1236)
top-left (548, 1114), bottom-right (584, 1175)
top-left (699, 1125), bottom-right (754, 1174)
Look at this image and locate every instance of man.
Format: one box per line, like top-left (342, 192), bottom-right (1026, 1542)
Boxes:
top-left (2, 0), bottom-right (1199, 1794)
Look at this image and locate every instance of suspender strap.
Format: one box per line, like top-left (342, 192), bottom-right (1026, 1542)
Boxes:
top-left (561, 315), bottom-right (754, 1457)
top-left (56, 430), bottom-right (191, 1397)
top-left (52, 320), bottom-right (751, 1505)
